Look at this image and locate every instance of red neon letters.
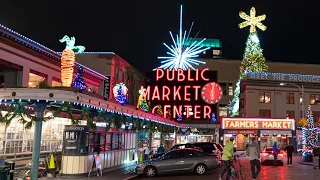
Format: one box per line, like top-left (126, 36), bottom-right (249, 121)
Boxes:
top-left (149, 68), bottom-right (214, 120)
top-left (156, 68), bottom-right (210, 82)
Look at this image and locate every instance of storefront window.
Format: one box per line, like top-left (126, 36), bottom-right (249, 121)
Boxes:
top-left (105, 134), bottom-right (111, 151)
top-left (52, 77), bottom-right (62, 87)
top-left (28, 72), bottom-right (46, 88)
top-left (112, 133), bottom-right (120, 150)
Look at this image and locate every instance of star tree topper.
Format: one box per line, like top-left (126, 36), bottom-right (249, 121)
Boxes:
top-left (239, 7), bottom-right (267, 32)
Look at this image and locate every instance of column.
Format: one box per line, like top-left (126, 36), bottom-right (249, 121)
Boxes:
top-left (292, 130), bottom-right (297, 154)
top-left (257, 130), bottom-right (261, 148)
top-left (219, 129), bottom-right (224, 145)
top-left (21, 66), bottom-right (30, 87)
top-left (30, 102), bottom-right (47, 180)
top-left (47, 75), bottom-right (52, 87)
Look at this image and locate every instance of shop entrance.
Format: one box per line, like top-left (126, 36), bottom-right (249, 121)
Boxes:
top-left (223, 130), bottom-right (258, 151)
top-left (260, 130), bottom-right (292, 150)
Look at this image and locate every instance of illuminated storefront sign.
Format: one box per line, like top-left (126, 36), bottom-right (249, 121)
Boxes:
top-left (221, 118), bottom-right (295, 130)
top-left (142, 68), bottom-right (222, 120)
top-left (224, 130), bottom-right (258, 134)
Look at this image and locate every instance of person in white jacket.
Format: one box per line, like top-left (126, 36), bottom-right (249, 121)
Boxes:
top-left (247, 137), bottom-right (261, 180)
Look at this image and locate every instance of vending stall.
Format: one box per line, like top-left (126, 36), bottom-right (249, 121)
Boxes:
top-left (221, 118), bottom-right (296, 151)
top-left (62, 125), bottom-right (136, 175)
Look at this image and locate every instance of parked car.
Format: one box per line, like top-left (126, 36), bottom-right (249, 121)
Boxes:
top-left (136, 148), bottom-right (220, 177)
top-left (170, 142), bottom-right (224, 160)
top-left (260, 146), bottom-right (284, 166)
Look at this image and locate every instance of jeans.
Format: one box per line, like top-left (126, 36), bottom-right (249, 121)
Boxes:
top-left (250, 159), bottom-right (261, 179)
top-left (220, 160), bottom-right (231, 179)
top-left (144, 154), bottom-right (149, 161)
top-left (287, 154), bottom-right (292, 165)
top-left (273, 154), bottom-right (278, 166)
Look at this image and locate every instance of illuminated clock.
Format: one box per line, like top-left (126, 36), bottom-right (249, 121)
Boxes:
top-left (201, 82), bottom-right (223, 104)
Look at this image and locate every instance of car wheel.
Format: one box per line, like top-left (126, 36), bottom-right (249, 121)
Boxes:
top-left (144, 166), bottom-right (157, 177)
top-left (195, 164), bottom-right (206, 175)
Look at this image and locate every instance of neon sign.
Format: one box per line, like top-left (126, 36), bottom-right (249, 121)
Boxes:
top-left (221, 118), bottom-right (295, 130)
top-left (143, 68), bottom-right (222, 120)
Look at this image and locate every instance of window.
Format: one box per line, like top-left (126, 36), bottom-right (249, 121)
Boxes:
top-left (228, 83), bottom-right (233, 96)
top-left (219, 83), bottom-right (227, 95)
top-left (286, 93), bottom-right (294, 104)
top-left (183, 150), bottom-right (198, 157)
top-left (164, 151), bottom-right (181, 159)
top-left (259, 109), bottom-right (271, 118)
top-left (111, 133), bottom-right (120, 150)
top-left (219, 104), bottom-right (228, 117)
top-left (312, 111), bottom-right (320, 124)
top-left (105, 134), bottom-right (111, 151)
top-left (310, 94), bottom-right (320, 105)
top-left (259, 92), bottom-right (271, 103)
top-left (286, 110), bottom-right (295, 119)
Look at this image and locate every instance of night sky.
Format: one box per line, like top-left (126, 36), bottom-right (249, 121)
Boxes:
top-left (1, 0), bottom-right (318, 72)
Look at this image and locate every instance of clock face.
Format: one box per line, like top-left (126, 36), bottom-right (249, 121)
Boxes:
top-left (201, 82), bottom-right (223, 104)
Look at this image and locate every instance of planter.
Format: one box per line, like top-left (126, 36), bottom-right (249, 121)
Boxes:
top-left (302, 154), bottom-right (313, 162)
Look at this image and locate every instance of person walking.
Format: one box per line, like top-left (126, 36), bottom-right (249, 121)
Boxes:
top-left (144, 144), bottom-right (151, 161)
top-left (219, 137), bottom-right (235, 180)
top-left (272, 141), bottom-right (279, 166)
top-left (284, 143), bottom-right (294, 166)
top-left (247, 137), bottom-right (261, 180)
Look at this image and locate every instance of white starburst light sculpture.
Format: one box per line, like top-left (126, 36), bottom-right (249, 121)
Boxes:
top-left (155, 5), bottom-right (210, 70)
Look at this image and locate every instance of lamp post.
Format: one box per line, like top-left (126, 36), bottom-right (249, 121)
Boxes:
top-left (280, 82), bottom-right (304, 155)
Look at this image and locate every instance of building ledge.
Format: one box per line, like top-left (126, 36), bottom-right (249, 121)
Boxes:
top-left (0, 88), bottom-right (187, 127)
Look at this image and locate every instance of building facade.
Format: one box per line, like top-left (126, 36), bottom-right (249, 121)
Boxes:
top-left (75, 53), bottom-right (145, 106)
top-left (238, 72), bottom-right (320, 150)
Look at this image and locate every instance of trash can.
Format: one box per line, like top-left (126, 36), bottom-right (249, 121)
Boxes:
top-left (4, 161), bottom-right (14, 180)
top-left (0, 166), bottom-right (9, 180)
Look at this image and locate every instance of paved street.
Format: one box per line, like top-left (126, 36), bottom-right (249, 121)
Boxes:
top-left (134, 156), bottom-right (320, 180)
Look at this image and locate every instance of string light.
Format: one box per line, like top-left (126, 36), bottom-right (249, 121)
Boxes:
top-left (72, 65), bottom-right (87, 90)
top-left (59, 35), bottom-right (85, 87)
top-left (239, 7), bottom-right (267, 32)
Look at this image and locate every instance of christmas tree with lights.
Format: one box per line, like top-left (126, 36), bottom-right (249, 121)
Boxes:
top-left (72, 65), bottom-right (87, 90)
top-left (302, 105), bottom-right (317, 154)
top-left (229, 7), bottom-right (268, 117)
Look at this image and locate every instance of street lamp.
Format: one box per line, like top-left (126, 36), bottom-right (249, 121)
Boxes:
top-left (280, 83), bottom-right (305, 119)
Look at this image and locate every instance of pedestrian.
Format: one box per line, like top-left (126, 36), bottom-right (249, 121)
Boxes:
top-left (219, 137), bottom-right (235, 180)
top-left (144, 144), bottom-right (150, 161)
top-left (272, 141), bottom-right (279, 166)
top-left (157, 144), bottom-right (165, 154)
top-left (284, 143), bottom-right (294, 166)
top-left (247, 137), bottom-right (261, 180)
top-left (313, 146), bottom-right (320, 169)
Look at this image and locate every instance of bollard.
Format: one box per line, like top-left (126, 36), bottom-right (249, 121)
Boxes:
top-left (4, 161), bottom-right (15, 180)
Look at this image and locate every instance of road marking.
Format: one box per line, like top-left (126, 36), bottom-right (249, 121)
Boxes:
top-left (123, 175), bottom-right (137, 180)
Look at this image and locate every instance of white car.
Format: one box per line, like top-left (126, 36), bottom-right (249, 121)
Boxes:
top-left (260, 146), bottom-right (284, 166)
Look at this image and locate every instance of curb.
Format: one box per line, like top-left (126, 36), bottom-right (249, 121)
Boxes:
top-left (123, 175), bottom-right (137, 180)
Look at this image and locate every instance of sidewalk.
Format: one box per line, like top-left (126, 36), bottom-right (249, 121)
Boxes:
top-left (41, 166), bottom-right (137, 180)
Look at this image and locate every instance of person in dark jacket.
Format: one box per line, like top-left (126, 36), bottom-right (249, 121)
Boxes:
top-left (272, 142), bottom-right (279, 166)
top-left (284, 143), bottom-right (294, 166)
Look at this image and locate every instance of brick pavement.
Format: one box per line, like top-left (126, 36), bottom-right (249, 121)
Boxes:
top-left (134, 156), bottom-right (320, 180)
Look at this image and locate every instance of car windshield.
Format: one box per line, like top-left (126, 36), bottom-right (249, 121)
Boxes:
top-left (265, 147), bottom-right (273, 152)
